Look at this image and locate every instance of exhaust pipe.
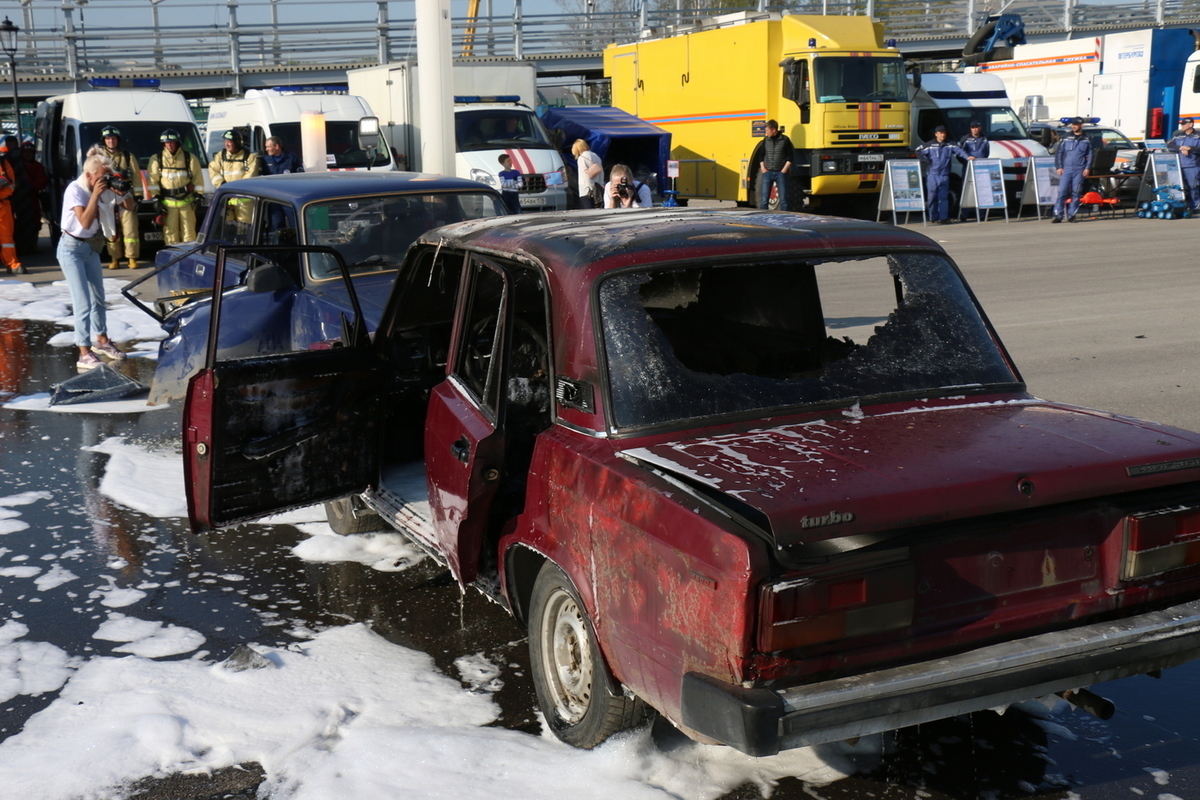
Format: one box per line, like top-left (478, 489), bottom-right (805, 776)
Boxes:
top-left (1057, 688), bottom-right (1115, 720)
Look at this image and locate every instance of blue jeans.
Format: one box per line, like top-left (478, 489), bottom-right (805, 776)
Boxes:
top-left (58, 234), bottom-right (107, 347)
top-left (759, 170), bottom-right (788, 210)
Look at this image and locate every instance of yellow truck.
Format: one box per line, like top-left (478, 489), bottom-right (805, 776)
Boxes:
top-left (604, 13), bottom-right (911, 211)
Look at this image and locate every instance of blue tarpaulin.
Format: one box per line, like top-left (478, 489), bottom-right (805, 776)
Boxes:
top-left (540, 106), bottom-right (672, 194)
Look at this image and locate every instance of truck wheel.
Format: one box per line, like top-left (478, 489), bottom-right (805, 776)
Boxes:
top-left (528, 562), bottom-right (645, 748)
top-left (324, 496), bottom-right (385, 535)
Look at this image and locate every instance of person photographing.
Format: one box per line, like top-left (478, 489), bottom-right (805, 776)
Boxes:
top-left (603, 164), bottom-right (652, 208)
top-left (57, 151), bottom-right (135, 371)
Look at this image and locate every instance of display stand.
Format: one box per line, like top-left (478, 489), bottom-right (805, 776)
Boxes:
top-left (960, 158), bottom-right (1009, 222)
top-left (1136, 152), bottom-right (1186, 206)
top-left (1018, 157), bottom-right (1058, 219)
top-left (877, 160), bottom-right (926, 225)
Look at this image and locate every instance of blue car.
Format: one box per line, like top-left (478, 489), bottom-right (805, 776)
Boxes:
top-left (124, 172), bottom-right (508, 404)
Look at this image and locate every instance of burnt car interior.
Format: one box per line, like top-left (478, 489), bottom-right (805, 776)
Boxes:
top-left (379, 246), bottom-right (552, 559)
top-left (601, 253), bottom-right (1020, 429)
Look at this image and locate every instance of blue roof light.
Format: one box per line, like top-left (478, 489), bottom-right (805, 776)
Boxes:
top-left (88, 77), bottom-right (161, 89)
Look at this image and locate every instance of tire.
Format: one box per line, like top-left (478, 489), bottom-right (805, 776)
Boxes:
top-left (528, 562), bottom-right (645, 748)
top-left (324, 495), bottom-right (385, 535)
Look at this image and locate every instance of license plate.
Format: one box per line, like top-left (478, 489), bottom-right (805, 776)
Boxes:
top-left (519, 196), bottom-right (547, 207)
top-left (859, 154), bottom-right (884, 162)
top-left (143, 231), bottom-right (164, 241)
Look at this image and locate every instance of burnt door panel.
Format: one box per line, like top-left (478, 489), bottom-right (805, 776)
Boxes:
top-left (424, 258), bottom-right (508, 584)
top-left (184, 345), bottom-right (382, 530)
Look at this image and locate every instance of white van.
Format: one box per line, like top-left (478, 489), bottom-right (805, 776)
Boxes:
top-left (910, 72), bottom-right (1049, 207)
top-left (34, 83), bottom-right (210, 248)
top-left (205, 88), bottom-right (394, 170)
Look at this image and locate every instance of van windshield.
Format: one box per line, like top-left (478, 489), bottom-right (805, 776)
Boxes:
top-left (455, 109), bottom-right (554, 152)
top-left (271, 122), bottom-right (392, 169)
top-left (929, 107), bottom-right (1031, 142)
top-left (80, 122), bottom-right (208, 170)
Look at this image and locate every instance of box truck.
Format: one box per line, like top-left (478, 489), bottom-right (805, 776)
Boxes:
top-left (34, 83), bottom-right (211, 248)
top-left (604, 12), bottom-right (912, 212)
top-left (346, 62), bottom-right (569, 211)
top-left (978, 28), bottom-right (1195, 141)
top-left (204, 88), bottom-right (394, 170)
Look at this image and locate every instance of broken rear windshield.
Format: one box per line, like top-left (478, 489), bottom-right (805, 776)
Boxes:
top-left (598, 252), bottom-right (1018, 430)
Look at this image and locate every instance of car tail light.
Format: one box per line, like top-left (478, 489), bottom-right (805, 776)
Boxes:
top-left (1122, 505), bottom-right (1200, 580)
top-left (758, 554), bottom-right (914, 653)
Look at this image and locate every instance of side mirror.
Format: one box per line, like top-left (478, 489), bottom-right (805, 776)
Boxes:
top-left (246, 261), bottom-right (297, 293)
top-left (358, 116), bottom-right (381, 153)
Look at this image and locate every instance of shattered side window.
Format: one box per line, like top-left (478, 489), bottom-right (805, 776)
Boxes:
top-left (599, 253), bottom-right (1018, 430)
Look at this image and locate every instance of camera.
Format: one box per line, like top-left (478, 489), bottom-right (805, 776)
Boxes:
top-left (616, 176), bottom-right (629, 198)
top-left (103, 172), bottom-right (133, 194)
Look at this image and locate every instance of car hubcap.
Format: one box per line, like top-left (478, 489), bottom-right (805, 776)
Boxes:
top-left (542, 588), bottom-right (593, 724)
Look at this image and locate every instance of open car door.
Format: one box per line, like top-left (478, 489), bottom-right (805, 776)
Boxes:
top-left (184, 244), bottom-right (382, 531)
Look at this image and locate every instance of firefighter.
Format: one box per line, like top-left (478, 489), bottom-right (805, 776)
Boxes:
top-left (0, 141), bottom-right (21, 273)
top-left (148, 129), bottom-right (204, 245)
top-left (99, 126), bottom-right (142, 268)
top-left (209, 130), bottom-right (261, 224)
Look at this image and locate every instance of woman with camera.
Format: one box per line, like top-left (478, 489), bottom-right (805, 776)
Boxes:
top-left (603, 164), bottom-right (653, 209)
top-left (57, 150), bottom-right (135, 371)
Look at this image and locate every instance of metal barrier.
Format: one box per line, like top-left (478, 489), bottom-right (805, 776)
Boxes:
top-left (7, 0), bottom-right (1200, 85)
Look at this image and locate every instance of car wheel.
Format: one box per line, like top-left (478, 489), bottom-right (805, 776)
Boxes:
top-left (324, 496), bottom-right (385, 535)
top-left (528, 562), bottom-right (645, 748)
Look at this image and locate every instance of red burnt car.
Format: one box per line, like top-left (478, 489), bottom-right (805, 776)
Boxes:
top-left (184, 209), bottom-right (1200, 755)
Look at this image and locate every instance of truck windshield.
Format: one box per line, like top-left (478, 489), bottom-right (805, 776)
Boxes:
top-left (271, 122), bottom-right (392, 169)
top-left (80, 122), bottom-right (208, 170)
top-left (933, 107), bottom-right (1031, 142)
top-left (599, 252), bottom-right (1019, 430)
top-left (812, 57), bottom-right (907, 104)
top-left (455, 109), bottom-right (554, 152)
top-left (303, 191), bottom-right (508, 280)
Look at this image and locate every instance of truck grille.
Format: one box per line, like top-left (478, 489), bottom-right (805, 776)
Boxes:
top-left (520, 173), bottom-right (546, 193)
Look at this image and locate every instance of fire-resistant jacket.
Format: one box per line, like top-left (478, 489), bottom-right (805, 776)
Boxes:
top-left (149, 147), bottom-right (204, 199)
top-left (210, 148), bottom-right (262, 188)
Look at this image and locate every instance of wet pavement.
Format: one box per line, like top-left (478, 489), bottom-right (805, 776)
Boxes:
top-left (3, 220), bottom-right (1200, 799)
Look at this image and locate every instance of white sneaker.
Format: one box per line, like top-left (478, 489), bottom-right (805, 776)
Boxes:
top-left (91, 341), bottom-right (127, 361)
top-left (76, 352), bottom-right (103, 371)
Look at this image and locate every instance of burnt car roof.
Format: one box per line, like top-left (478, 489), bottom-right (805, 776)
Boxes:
top-left (416, 208), bottom-right (945, 276)
top-left (209, 171), bottom-right (500, 204)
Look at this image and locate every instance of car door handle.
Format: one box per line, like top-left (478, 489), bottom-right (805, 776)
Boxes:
top-left (451, 436), bottom-right (471, 463)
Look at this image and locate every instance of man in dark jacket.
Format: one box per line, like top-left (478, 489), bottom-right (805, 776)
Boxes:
top-left (1053, 117), bottom-right (1092, 223)
top-left (263, 137), bottom-right (304, 175)
top-left (916, 125), bottom-right (973, 224)
top-left (957, 120), bottom-right (990, 221)
top-left (757, 120), bottom-right (794, 210)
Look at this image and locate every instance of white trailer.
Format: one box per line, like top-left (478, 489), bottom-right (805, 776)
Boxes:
top-left (977, 29), bottom-right (1196, 141)
top-left (346, 61), bottom-right (569, 211)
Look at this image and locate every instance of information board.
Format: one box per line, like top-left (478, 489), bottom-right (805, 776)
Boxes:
top-left (876, 159), bottom-right (925, 224)
top-left (961, 159), bottom-right (1008, 209)
top-left (1019, 157), bottom-right (1058, 218)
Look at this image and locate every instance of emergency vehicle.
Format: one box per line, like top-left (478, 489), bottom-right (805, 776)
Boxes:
top-left (604, 12), bottom-right (912, 211)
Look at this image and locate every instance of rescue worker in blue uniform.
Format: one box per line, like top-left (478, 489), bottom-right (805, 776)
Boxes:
top-left (957, 120), bottom-right (991, 220)
top-left (1053, 117), bottom-right (1093, 223)
top-left (916, 125), bottom-right (973, 224)
top-left (1167, 116), bottom-right (1200, 211)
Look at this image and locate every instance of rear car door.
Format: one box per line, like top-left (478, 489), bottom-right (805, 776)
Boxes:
top-left (184, 244), bottom-right (382, 530)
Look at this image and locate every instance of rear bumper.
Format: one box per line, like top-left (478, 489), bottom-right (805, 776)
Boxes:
top-left (681, 598), bottom-right (1200, 756)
